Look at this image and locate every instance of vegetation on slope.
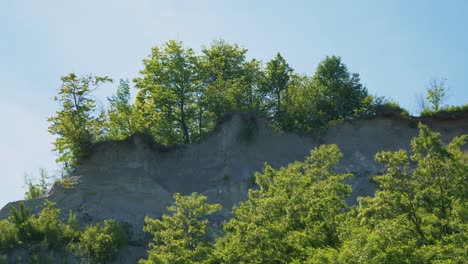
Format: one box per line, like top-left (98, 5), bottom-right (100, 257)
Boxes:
top-left (0, 201), bottom-right (130, 263)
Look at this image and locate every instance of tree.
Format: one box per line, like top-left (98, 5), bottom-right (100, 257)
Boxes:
top-left (134, 40), bottom-right (198, 144)
top-left (199, 40), bottom-right (249, 120)
top-left (341, 124), bottom-right (468, 263)
top-left (227, 59), bottom-right (263, 113)
top-left (262, 53), bottom-right (293, 125)
top-left (105, 79), bottom-right (136, 140)
top-left (215, 145), bottom-right (352, 263)
top-left (140, 193), bottom-right (221, 264)
top-left (48, 73), bottom-right (112, 172)
top-left (426, 78), bottom-right (449, 111)
top-left (311, 56), bottom-right (368, 127)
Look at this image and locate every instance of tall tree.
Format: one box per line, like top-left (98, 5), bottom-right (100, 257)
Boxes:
top-left (48, 73), bottom-right (112, 171)
top-left (199, 40), bottom-right (249, 119)
top-left (134, 40), bottom-right (198, 144)
top-left (262, 52), bottom-right (293, 125)
top-left (311, 56), bottom-right (368, 126)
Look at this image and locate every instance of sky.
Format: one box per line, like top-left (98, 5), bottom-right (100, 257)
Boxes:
top-left (1, 0), bottom-right (467, 208)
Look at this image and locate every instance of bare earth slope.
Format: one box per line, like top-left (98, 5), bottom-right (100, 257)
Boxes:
top-left (1, 113), bottom-right (467, 261)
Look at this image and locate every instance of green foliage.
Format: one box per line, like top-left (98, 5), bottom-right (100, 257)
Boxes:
top-left (1, 201), bottom-right (129, 262)
top-left (78, 219), bottom-right (130, 263)
top-left (196, 40), bottom-right (264, 138)
top-left (261, 52), bottom-right (293, 126)
top-left (134, 40), bottom-right (198, 144)
top-left (48, 40), bottom-right (388, 152)
top-left (48, 73), bottom-right (112, 171)
top-left (215, 145), bottom-right (352, 263)
top-left (35, 200), bottom-right (63, 249)
top-left (279, 56), bottom-right (372, 132)
top-left (0, 219), bottom-right (16, 251)
top-left (140, 193), bottom-right (221, 264)
top-left (340, 124), bottom-right (468, 263)
top-left (310, 56), bottom-right (369, 126)
top-left (8, 202), bottom-right (41, 244)
top-left (375, 100), bottom-right (410, 118)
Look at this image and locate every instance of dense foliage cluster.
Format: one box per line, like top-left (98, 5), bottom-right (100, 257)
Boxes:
top-left (48, 40), bottom-right (384, 171)
top-left (0, 201), bottom-right (130, 263)
top-left (140, 193), bottom-right (221, 264)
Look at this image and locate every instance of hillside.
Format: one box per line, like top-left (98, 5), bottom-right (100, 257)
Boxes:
top-left (1, 112), bottom-right (467, 262)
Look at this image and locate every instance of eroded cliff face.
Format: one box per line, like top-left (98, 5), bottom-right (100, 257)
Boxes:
top-left (1, 113), bottom-right (467, 261)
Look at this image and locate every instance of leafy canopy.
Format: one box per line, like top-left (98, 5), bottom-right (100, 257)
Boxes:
top-left (141, 193), bottom-right (221, 264)
top-left (341, 123), bottom-right (468, 263)
top-left (216, 144), bottom-right (352, 263)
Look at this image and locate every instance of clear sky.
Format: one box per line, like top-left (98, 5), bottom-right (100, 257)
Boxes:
top-left (1, 0), bottom-right (467, 208)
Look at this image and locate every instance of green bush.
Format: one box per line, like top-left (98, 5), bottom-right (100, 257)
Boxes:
top-left (35, 200), bottom-right (65, 249)
top-left (79, 219), bottom-right (130, 263)
top-left (375, 101), bottom-right (409, 118)
top-left (0, 219), bottom-right (17, 251)
top-left (8, 203), bottom-right (42, 244)
top-left (1, 202), bottom-right (130, 261)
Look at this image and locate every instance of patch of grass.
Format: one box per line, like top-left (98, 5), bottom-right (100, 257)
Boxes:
top-left (420, 104), bottom-right (468, 119)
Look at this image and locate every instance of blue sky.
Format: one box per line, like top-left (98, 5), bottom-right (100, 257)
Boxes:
top-left (1, 0), bottom-right (467, 208)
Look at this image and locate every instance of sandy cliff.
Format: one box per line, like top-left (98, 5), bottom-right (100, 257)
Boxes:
top-left (1, 113), bottom-right (467, 262)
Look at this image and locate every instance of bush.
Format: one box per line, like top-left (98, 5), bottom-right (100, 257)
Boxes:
top-left (375, 101), bottom-right (409, 118)
top-left (78, 219), bottom-right (130, 263)
top-left (36, 200), bottom-right (65, 249)
top-left (0, 219), bottom-right (17, 252)
top-left (1, 202), bottom-right (130, 261)
top-left (8, 203), bottom-right (42, 244)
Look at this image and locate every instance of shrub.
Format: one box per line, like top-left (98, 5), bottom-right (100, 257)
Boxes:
top-left (0, 219), bottom-right (17, 251)
top-left (79, 219), bottom-right (130, 262)
top-left (8, 203), bottom-right (42, 244)
top-left (1, 202), bottom-right (129, 261)
top-left (375, 101), bottom-right (409, 118)
top-left (36, 200), bottom-right (64, 249)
